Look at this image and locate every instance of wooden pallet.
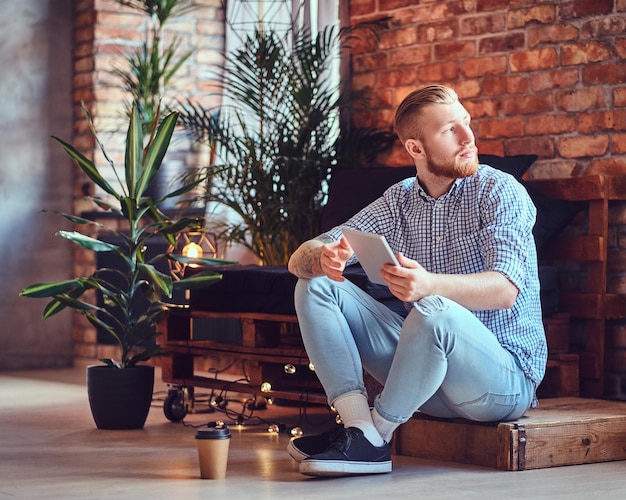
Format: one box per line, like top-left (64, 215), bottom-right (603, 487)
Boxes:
top-left (157, 307), bottom-right (328, 405)
top-left (393, 397), bottom-right (626, 470)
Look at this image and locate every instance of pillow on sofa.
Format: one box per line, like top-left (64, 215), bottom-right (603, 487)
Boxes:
top-left (478, 153), bottom-right (537, 179)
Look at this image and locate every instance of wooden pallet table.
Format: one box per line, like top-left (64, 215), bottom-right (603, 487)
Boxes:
top-left (157, 306), bottom-right (327, 406)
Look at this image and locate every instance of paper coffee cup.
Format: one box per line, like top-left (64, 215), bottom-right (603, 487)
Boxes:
top-left (195, 425), bottom-right (231, 479)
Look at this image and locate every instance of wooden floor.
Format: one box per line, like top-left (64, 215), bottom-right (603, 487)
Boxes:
top-left (2, 361), bottom-right (626, 499)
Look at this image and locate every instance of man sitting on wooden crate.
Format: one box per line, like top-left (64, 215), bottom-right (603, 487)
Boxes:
top-left (287, 85), bottom-right (547, 477)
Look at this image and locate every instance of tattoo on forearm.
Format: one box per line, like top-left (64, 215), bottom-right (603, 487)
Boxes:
top-left (292, 244), bottom-right (323, 278)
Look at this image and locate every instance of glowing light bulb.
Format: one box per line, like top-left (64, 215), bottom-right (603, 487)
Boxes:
top-left (284, 364), bottom-right (296, 374)
top-left (308, 363), bottom-right (315, 371)
top-left (182, 242), bottom-right (203, 259)
top-left (335, 414), bottom-right (343, 425)
top-left (268, 424), bottom-right (280, 433)
top-left (290, 426), bottom-right (303, 437)
top-left (260, 382), bottom-right (272, 393)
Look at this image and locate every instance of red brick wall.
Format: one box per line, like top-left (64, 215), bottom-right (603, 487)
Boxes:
top-left (347, 0), bottom-right (626, 179)
top-left (346, 0), bottom-right (626, 398)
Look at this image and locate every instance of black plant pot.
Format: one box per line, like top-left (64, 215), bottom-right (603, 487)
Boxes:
top-left (86, 365), bottom-right (155, 430)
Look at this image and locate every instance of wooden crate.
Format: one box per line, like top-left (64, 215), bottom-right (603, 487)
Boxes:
top-left (393, 397), bottom-right (626, 471)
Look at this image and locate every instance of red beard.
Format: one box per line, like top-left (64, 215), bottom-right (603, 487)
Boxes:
top-left (427, 146), bottom-right (479, 179)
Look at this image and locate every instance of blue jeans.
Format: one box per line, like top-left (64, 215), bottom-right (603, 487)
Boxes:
top-left (294, 276), bottom-right (533, 424)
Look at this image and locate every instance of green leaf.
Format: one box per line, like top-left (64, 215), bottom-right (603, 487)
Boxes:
top-left (159, 217), bottom-right (203, 234)
top-left (173, 271), bottom-right (223, 290)
top-left (125, 103), bottom-right (144, 198)
top-left (128, 345), bottom-right (163, 366)
top-left (92, 197), bottom-right (121, 214)
top-left (139, 302), bottom-right (169, 322)
top-left (120, 197), bottom-right (138, 229)
top-left (138, 263), bottom-right (173, 297)
top-left (136, 111), bottom-right (179, 198)
top-left (55, 294), bottom-right (103, 313)
top-left (99, 358), bottom-right (118, 368)
top-left (167, 254), bottom-right (235, 267)
top-left (84, 313), bottom-right (122, 347)
top-left (45, 210), bottom-right (104, 227)
top-left (42, 286), bottom-right (93, 319)
top-left (19, 279), bottom-right (83, 298)
top-left (52, 136), bottom-right (119, 197)
top-left (161, 177), bottom-right (203, 201)
top-left (163, 47), bottom-right (194, 87)
top-left (57, 231), bottom-right (119, 252)
top-left (42, 298), bottom-right (68, 319)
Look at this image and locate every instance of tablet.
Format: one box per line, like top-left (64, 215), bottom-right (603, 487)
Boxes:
top-left (342, 228), bottom-right (400, 285)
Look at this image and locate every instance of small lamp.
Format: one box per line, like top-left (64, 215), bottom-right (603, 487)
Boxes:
top-left (168, 230), bottom-right (218, 281)
top-left (183, 241), bottom-right (203, 259)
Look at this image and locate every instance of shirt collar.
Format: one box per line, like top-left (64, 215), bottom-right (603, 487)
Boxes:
top-left (415, 176), bottom-right (465, 201)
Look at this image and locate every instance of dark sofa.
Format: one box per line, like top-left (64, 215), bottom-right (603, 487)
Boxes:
top-left (190, 154), bottom-right (582, 320)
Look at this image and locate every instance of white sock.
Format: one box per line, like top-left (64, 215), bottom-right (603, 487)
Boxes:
top-left (371, 407), bottom-right (400, 444)
top-left (333, 392), bottom-right (384, 447)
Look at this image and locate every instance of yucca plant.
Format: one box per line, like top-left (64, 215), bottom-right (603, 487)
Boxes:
top-left (20, 103), bottom-right (231, 368)
top-left (178, 20), bottom-right (394, 266)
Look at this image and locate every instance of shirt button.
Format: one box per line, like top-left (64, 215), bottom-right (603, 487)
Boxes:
top-left (435, 236), bottom-right (442, 242)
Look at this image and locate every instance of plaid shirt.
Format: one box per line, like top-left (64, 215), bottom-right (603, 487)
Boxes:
top-left (322, 164), bottom-right (547, 392)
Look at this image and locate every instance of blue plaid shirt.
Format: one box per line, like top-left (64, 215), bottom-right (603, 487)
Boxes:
top-left (322, 164), bottom-right (547, 394)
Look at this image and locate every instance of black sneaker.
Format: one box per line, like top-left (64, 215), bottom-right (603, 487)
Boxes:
top-left (299, 427), bottom-right (392, 477)
top-left (287, 425), bottom-right (344, 463)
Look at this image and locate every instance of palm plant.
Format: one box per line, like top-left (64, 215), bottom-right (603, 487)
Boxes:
top-left (112, 0), bottom-right (198, 129)
top-left (20, 103), bottom-right (231, 368)
top-left (177, 20), bottom-right (394, 266)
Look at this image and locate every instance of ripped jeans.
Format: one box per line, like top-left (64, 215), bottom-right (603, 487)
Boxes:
top-left (294, 276), bottom-right (534, 424)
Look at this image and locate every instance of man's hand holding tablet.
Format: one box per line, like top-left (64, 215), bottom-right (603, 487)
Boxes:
top-left (342, 228), bottom-right (401, 285)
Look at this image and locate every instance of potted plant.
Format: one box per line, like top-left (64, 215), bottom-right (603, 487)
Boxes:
top-left (20, 103), bottom-right (231, 429)
top-left (178, 20), bottom-right (394, 265)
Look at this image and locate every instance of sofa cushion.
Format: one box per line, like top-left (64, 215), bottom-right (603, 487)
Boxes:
top-left (189, 265), bottom-right (298, 316)
top-left (188, 264), bottom-right (408, 317)
top-left (478, 153), bottom-right (537, 179)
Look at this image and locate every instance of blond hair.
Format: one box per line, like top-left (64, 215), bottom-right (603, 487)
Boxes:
top-left (394, 85), bottom-right (459, 144)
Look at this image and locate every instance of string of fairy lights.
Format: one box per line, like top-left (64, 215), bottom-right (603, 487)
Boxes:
top-left (153, 359), bottom-right (341, 437)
